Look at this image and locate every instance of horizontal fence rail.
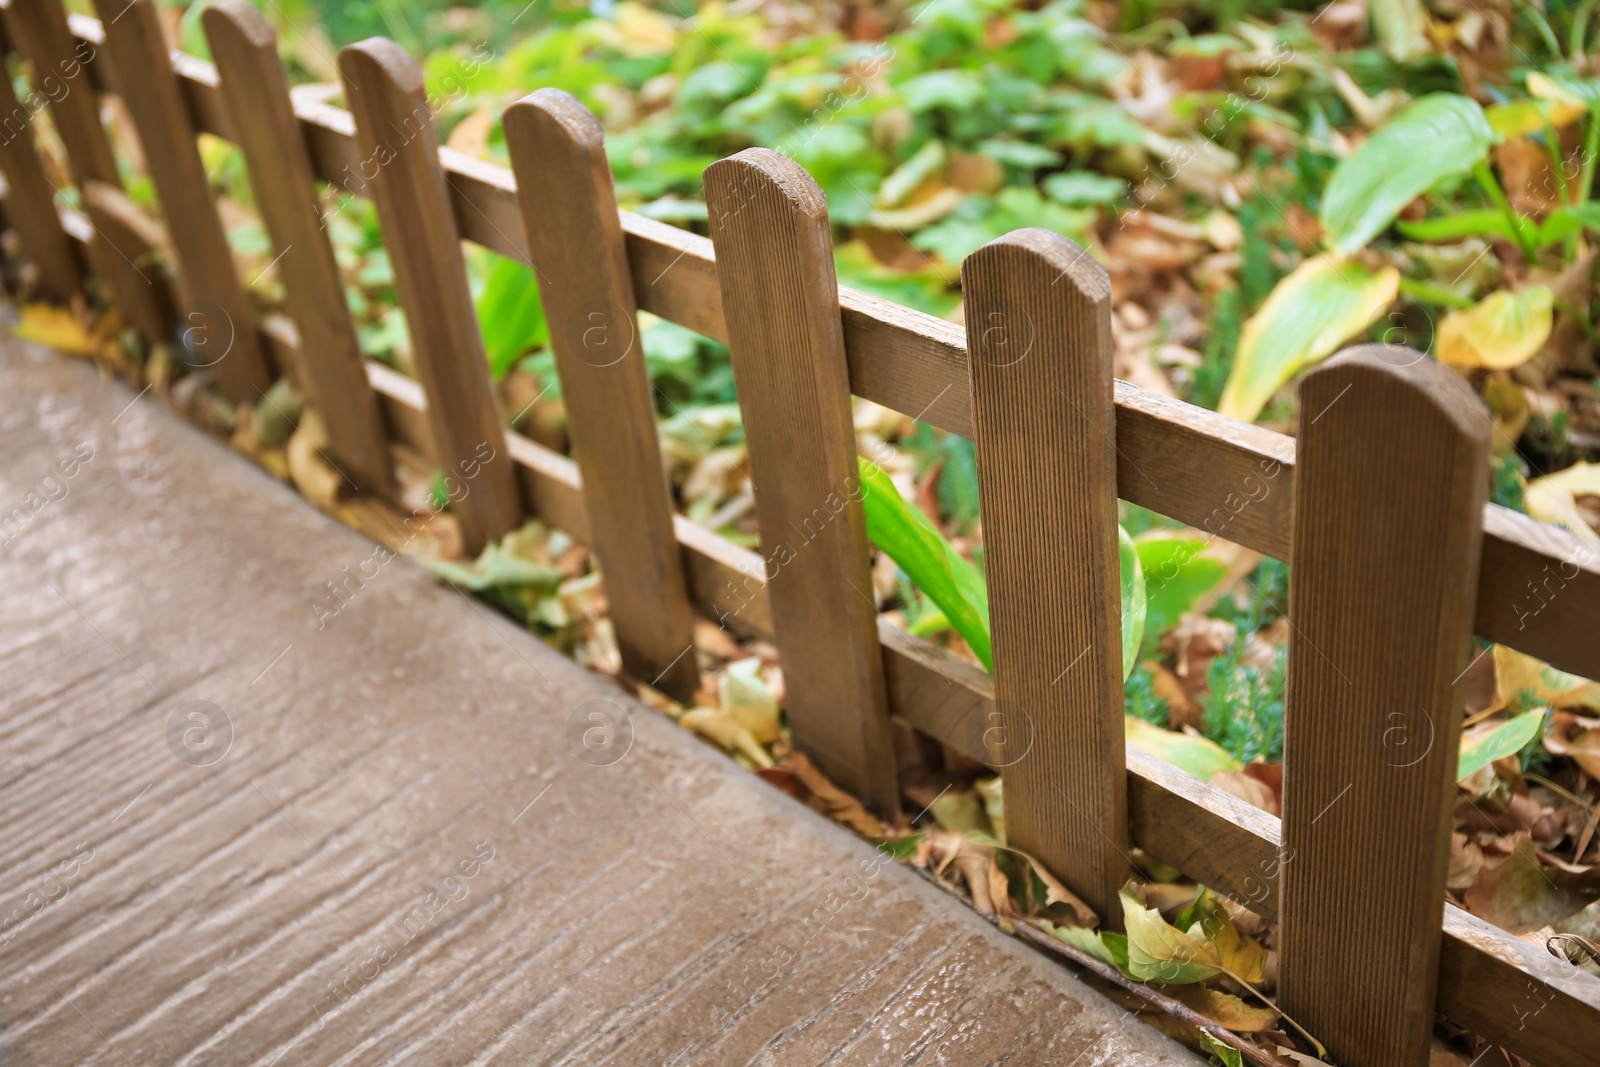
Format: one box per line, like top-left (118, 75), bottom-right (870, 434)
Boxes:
top-left (0, 7), bottom-right (1597, 1065)
top-left (16, 10), bottom-right (1596, 685)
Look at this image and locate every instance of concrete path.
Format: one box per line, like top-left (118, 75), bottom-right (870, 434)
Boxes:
top-left (0, 338), bottom-right (1200, 1065)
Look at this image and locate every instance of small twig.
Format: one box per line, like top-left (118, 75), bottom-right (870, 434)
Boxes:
top-left (1014, 923), bottom-right (1284, 1067)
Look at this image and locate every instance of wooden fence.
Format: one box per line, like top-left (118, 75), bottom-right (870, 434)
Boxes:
top-left (0, 1), bottom-right (1596, 1063)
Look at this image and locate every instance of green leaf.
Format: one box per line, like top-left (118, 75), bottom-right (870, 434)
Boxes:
top-left (1121, 889), bottom-right (1222, 984)
top-left (1218, 254), bottom-right (1399, 422)
top-left (1539, 202), bottom-right (1600, 245)
top-left (1458, 709), bottom-right (1546, 781)
top-left (1042, 171), bottom-right (1129, 207)
top-left (1125, 715), bottom-right (1242, 781)
top-left (1051, 923), bottom-right (1132, 975)
top-left (1198, 1031), bottom-right (1245, 1067)
top-left (1397, 208), bottom-right (1522, 244)
top-left (858, 457), bottom-right (993, 670)
top-left (1135, 536), bottom-right (1227, 657)
top-left (870, 833), bottom-right (925, 860)
top-left (475, 256), bottom-right (548, 380)
top-left (1320, 93), bottom-right (1497, 254)
top-left (1119, 525), bottom-right (1146, 682)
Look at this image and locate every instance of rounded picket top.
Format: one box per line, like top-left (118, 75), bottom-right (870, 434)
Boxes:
top-left (960, 228), bottom-right (1112, 375)
top-left (504, 87), bottom-right (605, 153)
top-left (961, 227), bottom-right (1111, 309)
top-left (338, 37), bottom-right (427, 103)
top-left (1301, 343), bottom-right (1490, 447)
top-left (705, 147), bottom-right (830, 235)
top-left (201, 0), bottom-right (277, 54)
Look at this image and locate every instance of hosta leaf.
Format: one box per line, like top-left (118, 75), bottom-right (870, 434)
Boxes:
top-left (475, 256), bottom-right (548, 380)
top-left (1125, 716), bottom-right (1242, 781)
top-left (1320, 94), bottom-right (1496, 254)
top-left (1436, 285), bottom-right (1554, 370)
top-left (1135, 535), bottom-right (1227, 657)
top-left (1528, 72), bottom-right (1600, 110)
top-left (858, 457), bottom-right (993, 670)
top-left (1119, 525), bottom-right (1147, 681)
top-left (1458, 709), bottom-right (1545, 781)
top-left (1121, 890), bottom-right (1222, 984)
top-left (1218, 255), bottom-right (1398, 422)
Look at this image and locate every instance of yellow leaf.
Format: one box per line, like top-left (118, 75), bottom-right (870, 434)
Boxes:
top-left (12, 303), bottom-right (95, 356)
top-left (1169, 986), bottom-right (1279, 1032)
top-left (1218, 255), bottom-right (1398, 423)
top-left (1436, 286), bottom-right (1554, 370)
top-left (1491, 645), bottom-right (1600, 714)
top-left (1121, 889), bottom-right (1221, 984)
top-left (1183, 890), bottom-right (1268, 984)
top-left (613, 1), bottom-right (676, 55)
top-left (1525, 460), bottom-right (1600, 544)
top-left (1486, 97), bottom-right (1588, 137)
top-left (718, 656), bottom-right (780, 743)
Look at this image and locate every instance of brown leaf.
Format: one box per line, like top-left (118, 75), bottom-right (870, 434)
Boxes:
top-left (1464, 831), bottom-right (1600, 932)
top-left (785, 751), bottom-right (883, 836)
top-left (1210, 770), bottom-right (1280, 816)
top-left (1162, 613), bottom-right (1237, 683)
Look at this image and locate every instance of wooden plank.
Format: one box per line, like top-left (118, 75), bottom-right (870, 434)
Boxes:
top-left (704, 148), bottom-right (897, 814)
top-left (503, 89), bottom-right (697, 700)
top-left (80, 179), bottom-right (170, 339)
top-left (337, 38), bottom-right (518, 553)
top-left (0, 53), bottom-right (80, 300)
top-left (88, 0), bottom-right (270, 401)
top-left (962, 229), bottom-right (1126, 921)
top-left (5, 0), bottom-right (120, 189)
top-left (1278, 345), bottom-right (1491, 1067)
top-left (201, 1), bottom-right (391, 497)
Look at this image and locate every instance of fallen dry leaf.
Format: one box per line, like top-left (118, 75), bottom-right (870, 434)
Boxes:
top-left (785, 751), bottom-right (882, 836)
top-left (1210, 770), bottom-right (1279, 816)
top-left (1464, 831), bottom-right (1600, 933)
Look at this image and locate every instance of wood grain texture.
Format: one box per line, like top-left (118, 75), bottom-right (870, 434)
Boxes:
top-left (1278, 345), bottom-right (1492, 1067)
top-left (5, 0), bottom-right (119, 189)
top-left (36, 200), bottom-right (1600, 1066)
top-left (704, 148), bottom-right (897, 814)
top-left (88, 0), bottom-right (270, 401)
top-left (962, 229), bottom-right (1126, 922)
top-left (503, 89), bottom-right (697, 701)
top-left (337, 38), bottom-right (517, 553)
top-left (0, 343), bottom-right (1201, 1067)
top-left (80, 179), bottom-right (171, 339)
top-left (201, 1), bottom-right (392, 497)
top-left (52, 15), bottom-right (1600, 683)
top-left (0, 53), bottom-right (80, 300)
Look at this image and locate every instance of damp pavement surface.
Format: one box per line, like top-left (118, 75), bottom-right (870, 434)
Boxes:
top-left (0, 339), bottom-right (1202, 1065)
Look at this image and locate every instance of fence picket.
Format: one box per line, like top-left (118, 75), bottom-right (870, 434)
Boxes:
top-left (1278, 345), bottom-right (1491, 1067)
top-left (502, 89), bottom-right (698, 700)
top-left (89, 0), bottom-right (270, 402)
top-left (7, 0), bottom-right (120, 189)
top-left (338, 38), bottom-right (519, 553)
top-left (80, 179), bottom-right (170, 340)
top-left (0, 53), bottom-right (80, 300)
top-left (704, 149), bottom-right (897, 813)
top-left (961, 229), bottom-right (1126, 921)
top-left (202, 1), bottom-right (392, 498)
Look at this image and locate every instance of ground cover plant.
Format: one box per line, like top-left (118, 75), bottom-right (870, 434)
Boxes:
top-left (18, 0), bottom-right (1600, 1062)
